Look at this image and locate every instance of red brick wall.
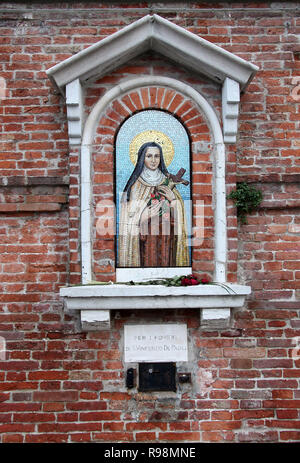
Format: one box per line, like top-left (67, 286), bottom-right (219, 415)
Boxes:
top-left (0, 2), bottom-right (299, 443)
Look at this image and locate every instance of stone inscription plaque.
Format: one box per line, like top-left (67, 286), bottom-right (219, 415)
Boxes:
top-left (124, 324), bottom-right (188, 362)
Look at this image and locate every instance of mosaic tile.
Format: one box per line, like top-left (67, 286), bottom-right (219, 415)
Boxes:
top-left (115, 110), bottom-right (191, 267)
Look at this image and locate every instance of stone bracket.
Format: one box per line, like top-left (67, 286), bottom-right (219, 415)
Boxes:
top-left (201, 308), bottom-right (231, 329)
top-left (66, 78), bottom-right (83, 145)
top-left (222, 77), bottom-right (240, 144)
top-left (80, 310), bottom-right (110, 331)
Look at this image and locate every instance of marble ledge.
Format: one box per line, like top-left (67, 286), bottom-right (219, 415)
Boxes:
top-left (59, 283), bottom-right (251, 331)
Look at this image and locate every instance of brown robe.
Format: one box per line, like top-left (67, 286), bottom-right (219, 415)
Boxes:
top-left (118, 177), bottom-right (189, 268)
top-left (140, 204), bottom-right (177, 267)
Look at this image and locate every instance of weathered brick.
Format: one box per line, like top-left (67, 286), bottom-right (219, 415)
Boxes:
top-left (224, 348), bottom-right (266, 358)
top-left (33, 391), bottom-right (78, 402)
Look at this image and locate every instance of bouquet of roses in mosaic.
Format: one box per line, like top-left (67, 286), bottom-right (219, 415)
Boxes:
top-left (148, 186), bottom-right (170, 217)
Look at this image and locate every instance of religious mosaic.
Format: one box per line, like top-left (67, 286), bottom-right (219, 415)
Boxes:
top-left (116, 110), bottom-right (191, 268)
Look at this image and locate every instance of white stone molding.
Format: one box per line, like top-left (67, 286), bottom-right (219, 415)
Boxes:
top-left (80, 75), bottom-right (225, 285)
top-left (222, 78), bottom-right (240, 144)
top-left (60, 283), bottom-right (251, 330)
top-left (201, 308), bottom-right (231, 329)
top-left (81, 309), bottom-right (110, 331)
top-left (66, 79), bottom-right (84, 145)
top-left (47, 14), bottom-right (258, 144)
top-left (46, 14), bottom-right (258, 94)
top-left (214, 142), bottom-right (227, 282)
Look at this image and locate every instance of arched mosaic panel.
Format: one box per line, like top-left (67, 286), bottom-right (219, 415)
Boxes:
top-left (115, 110), bottom-right (192, 268)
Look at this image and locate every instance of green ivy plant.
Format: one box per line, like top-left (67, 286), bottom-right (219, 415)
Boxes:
top-left (227, 182), bottom-right (263, 224)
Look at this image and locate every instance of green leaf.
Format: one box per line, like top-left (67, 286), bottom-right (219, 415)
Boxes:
top-left (227, 182), bottom-right (263, 224)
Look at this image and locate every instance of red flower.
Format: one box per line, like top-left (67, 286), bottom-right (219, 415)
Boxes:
top-left (181, 275), bottom-right (199, 286)
top-left (181, 274), bottom-right (209, 286)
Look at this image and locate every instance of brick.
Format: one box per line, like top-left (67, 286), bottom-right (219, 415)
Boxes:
top-left (211, 411), bottom-right (232, 420)
top-left (129, 91), bottom-right (143, 109)
top-left (223, 348), bottom-right (266, 358)
top-left (277, 410), bottom-right (298, 419)
top-left (237, 431), bottom-right (278, 443)
top-left (14, 413), bottom-right (56, 423)
top-left (67, 401), bottom-right (107, 411)
top-left (202, 431), bottom-right (224, 442)
top-left (25, 433), bottom-right (69, 443)
top-left (156, 87), bottom-right (165, 108)
top-left (264, 400), bottom-right (300, 409)
top-left (70, 433), bottom-right (92, 442)
top-left (126, 422), bottom-right (167, 431)
top-left (136, 432), bottom-right (156, 441)
top-left (0, 361), bottom-right (39, 371)
top-left (43, 403), bottom-right (65, 412)
top-left (140, 88), bottom-right (150, 108)
top-left (161, 89), bottom-right (176, 109)
top-left (233, 410), bottom-right (275, 420)
top-left (0, 424), bottom-right (35, 433)
top-left (158, 432), bottom-right (201, 441)
top-left (280, 431), bottom-right (300, 441)
top-left (3, 434), bottom-right (24, 443)
top-left (230, 359), bottom-right (253, 369)
top-left (92, 432), bottom-right (132, 442)
top-left (120, 95), bottom-right (136, 113)
top-left (201, 421), bottom-right (241, 431)
top-left (0, 203), bottom-right (62, 213)
top-left (0, 382), bottom-right (38, 391)
top-left (33, 391), bottom-right (78, 402)
top-left (80, 411), bottom-right (121, 421)
top-left (100, 392), bottom-right (131, 401)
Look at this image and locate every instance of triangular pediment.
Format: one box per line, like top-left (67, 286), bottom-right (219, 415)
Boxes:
top-left (47, 14), bottom-right (258, 94)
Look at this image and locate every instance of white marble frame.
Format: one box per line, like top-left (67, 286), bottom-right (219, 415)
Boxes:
top-left (80, 75), bottom-right (227, 286)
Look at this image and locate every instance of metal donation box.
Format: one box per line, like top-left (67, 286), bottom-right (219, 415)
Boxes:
top-left (138, 362), bottom-right (176, 392)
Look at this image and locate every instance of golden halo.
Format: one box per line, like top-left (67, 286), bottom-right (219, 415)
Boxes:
top-left (129, 130), bottom-right (174, 167)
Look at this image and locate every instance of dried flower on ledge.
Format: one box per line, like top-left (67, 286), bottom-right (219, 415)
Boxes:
top-left (126, 274), bottom-right (210, 287)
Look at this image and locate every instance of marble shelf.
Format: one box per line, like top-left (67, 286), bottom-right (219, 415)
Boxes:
top-left (60, 283), bottom-right (251, 331)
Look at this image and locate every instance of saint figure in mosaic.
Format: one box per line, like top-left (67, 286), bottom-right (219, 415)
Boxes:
top-left (118, 141), bottom-right (190, 267)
